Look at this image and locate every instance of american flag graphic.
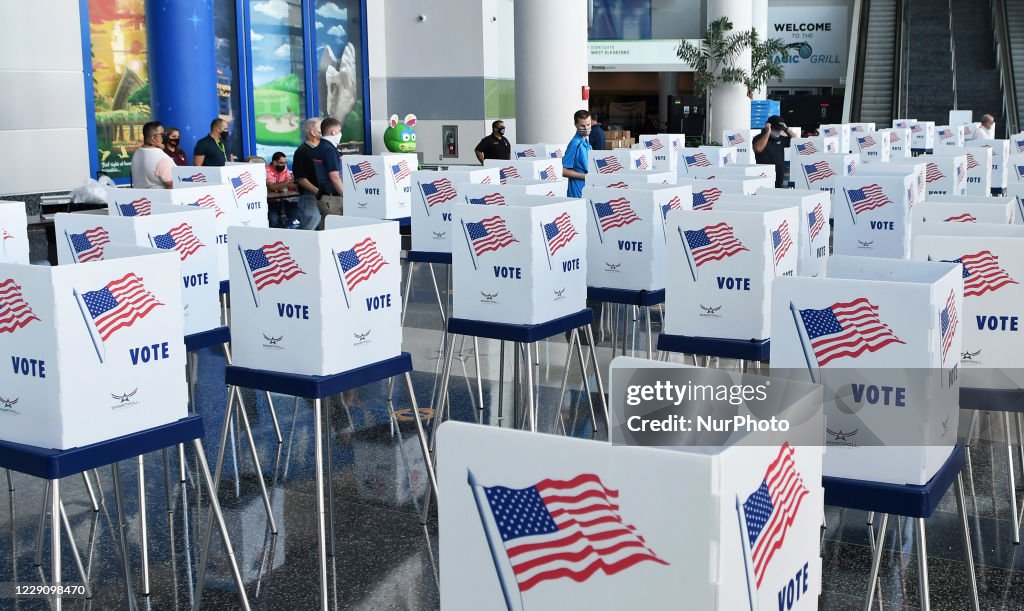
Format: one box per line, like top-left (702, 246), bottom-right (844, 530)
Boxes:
top-left (81, 273), bottom-right (162, 342)
top-left (420, 178), bottom-right (457, 206)
top-left (806, 203), bottom-right (827, 244)
top-left (338, 238), bottom-right (387, 291)
top-left (350, 161), bottom-right (378, 183)
top-left (179, 172), bottom-right (207, 183)
top-left (518, 148), bottom-right (536, 158)
top-left (543, 213), bottom-right (578, 255)
top-left (956, 162), bottom-right (965, 184)
top-left (772, 221), bottom-right (793, 265)
top-left (938, 129), bottom-right (953, 141)
top-left (243, 242), bottom-right (306, 291)
top-left (685, 153), bottom-right (711, 168)
top-left (1016, 139), bottom-right (1024, 153)
top-left (0, 279), bottom-right (40, 334)
top-left (634, 157), bottom-right (649, 170)
top-left (69, 227), bottom-right (110, 262)
top-left (644, 138), bottom-right (663, 151)
top-left (661, 196), bottom-right (684, 220)
top-left (467, 216), bottom-right (518, 256)
top-left (804, 162), bottom-right (836, 183)
top-left (966, 154), bottom-right (980, 170)
top-left (847, 184), bottom-right (893, 214)
top-left (743, 443), bottom-right (809, 588)
top-left (940, 290), bottom-right (958, 362)
top-left (857, 135), bottom-right (876, 150)
top-left (889, 131), bottom-right (901, 144)
top-left (476, 473), bottom-right (668, 592)
top-left (188, 194), bottom-right (224, 218)
top-left (727, 133), bottom-right (745, 146)
top-left (607, 181), bottom-right (629, 188)
top-left (925, 163), bottom-right (945, 183)
top-left (798, 298), bottom-right (904, 366)
top-left (391, 160), bottom-right (411, 183)
top-left (540, 166), bottom-right (559, 181)
top-left (231, 172), bottom-right (258, 198)
top-left (824, 127), bottom-right (838, 137)
top-left (118, 197), bottom-right (152, 217)
top-left (795, 142), bottom-right (817, 155)
top-left (847, 160), bottom-right (857, 175)
top-left (907, 186), bottom-right (917, 208)
top-left (941, 250), bottom-right (1018, 297)
top-left (468, 193), bottom-right (506, 206)
top-left (1, 229), bottom-right (11, 241)
top-left (692, 187), bottom-right (722, 210)
top-left (912, 123), bottom-right (923, 133)
top-left (683, 223), bottom-right (748, 266)
top-left (1017, 165), bottom-right (1024, 181)
top-left (153, 223), bottom-right (204, 261)
top-left (723, 152), bottom-right (734, 165)
top-left (672, 138), bottom-right (683, 151)
top-left (944, 213), bottom-right (976, 223)
top-left (594, 198), bottom-right (641, 232)
top-left (595, 157), bottom-right (623, 174)
top-left (498, 166), bottom-right (520, 184)
top-left (480, 176), bottom-right (493, 184)
top-left (550, 148), bottom-right (564, 158)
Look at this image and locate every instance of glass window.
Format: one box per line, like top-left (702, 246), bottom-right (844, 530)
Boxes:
top-left (314, 1), bottom-right (366, 154)
top-left (590, 0), bottom-right (652, 40)
top-left (250, 0), bottom-right (306, 160)
top-left (213, 0), bottom-right (243, 160)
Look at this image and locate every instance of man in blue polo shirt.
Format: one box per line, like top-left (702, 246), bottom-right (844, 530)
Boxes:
top-left (562, 109), bottom-right (592, 198)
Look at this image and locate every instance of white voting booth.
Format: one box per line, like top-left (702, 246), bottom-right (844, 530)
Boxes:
top-left (921, 156), bottom-right (968, 197)
top-left (930, 147), bottom-right (992, 196)
top-left (857, 162), bottom-right (927, 208)
top-left (831, 175), bottom-right (915, 259)
top-left (913, 224), bottom-right (1024, 389)
top-left (638, 133), bottom-right (685, 172)
top-left (171, 163), bottom-right (269, 227)
top-left (881, 128), bottom-right (912, 159)
top-left (819, 125), bottom-right (851, 153)
top-left (910, 121), bottom-right (936, 150)
top-left (582, 184), bottom-right (691, 291)
top-left (437, 412), bottom-right (823, 610)
top-left (0, 201), bottom-right (28, 264)
top-left (722, 129), bottom-right (757, 164)
top-left (848, 122), bottom-right (876, 135)
top-left (687, 165), bottom-right (777, 185)
top-left (855, 132), bottom-right (890, 163)
top-left (513, 144), bottom-right (565, 160)
top-left (410, 169), bottom-right (501, 254)
top-left (1006, 183), bottom-right (1024, 222)
top-left (484, 159), bottom-right (564, 184)
top-left (771, 256), bottom-right (962, 484)
top-left (342, 153), bottom-right (418, 220)
top-left (676, 147), bottom-right (735, 179)
top-left (588, 149), bottom-right (654, 174)
top-left (791, 154), bottom-right (859, 193)
top-left (739, 188), bottom-right (831, 277)
top-left (451, 196), bottom-right (586, 325)
top-left (967, 139), bottom-right (1010, 190)
top-left (790, 137), bottom-right (839, 158)
top-left (228, 219), bottom-right (401, 376)
top-left (663, 205), bottom-right (799, 341)
top-left (0, 246), bottom-right (186, 449)
top-left (585, 171), bottom-right (676, 187)
top-left (913, 198), bottom-right (1016, 225)
top-left (678, 177), bottom-right (773, 201)
top-left (936, 125), bottom-right (966, 148)
top-left (55, 206), bottom-right (220, 335)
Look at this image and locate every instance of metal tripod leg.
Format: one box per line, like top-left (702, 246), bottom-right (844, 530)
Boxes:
top-left (864, 513), bottom-right (888, 611)
top-left (955, 473), bottom-right (980, 611)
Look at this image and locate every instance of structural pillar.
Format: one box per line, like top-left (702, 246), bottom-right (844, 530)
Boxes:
top-left (707, 0), bottom-right (752, 140)
top-left (514, 0), bottom-right (589, 144)
top-left (658, 72), bottom-right (680, 132)
top-left (752, 0), bottom-right (769, 98)
top-left (145, 0), bottom-right (220, 159)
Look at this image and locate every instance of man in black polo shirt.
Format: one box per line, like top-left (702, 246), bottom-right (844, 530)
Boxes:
top-left (193, 118), bottom-right (233, 167)
top-left (291, 119), bottom-right (322, 230)
top-left (474, 120), bottom-right (511, 163)
top-left (753, 115), bottom-right (791, 188)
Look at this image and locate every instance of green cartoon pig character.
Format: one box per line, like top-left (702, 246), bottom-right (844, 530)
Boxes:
top-left (384, 113), bottom-right (417, 153)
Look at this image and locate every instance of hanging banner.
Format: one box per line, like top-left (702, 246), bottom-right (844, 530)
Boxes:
top-left (768, 5), bottom-right (849, 81)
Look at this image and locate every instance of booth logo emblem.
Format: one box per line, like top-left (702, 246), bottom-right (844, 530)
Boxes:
top-left (0, 396), bottom-right (19, 415)
top-left (553, 288), bottom-right (566, 301)
top-left (604, 261), bottom-right (622, 273)
top-left (826, 427), bottom-right (859, 446)
top-left (352, 329), bottom-right (372, 346)
top-left (857, 240), bottom-right (875, 250)
top-left (432, 231), bottom-right (447, 241)
top-left (961, 349), bottom-right (982, 364)
top-left (110, 388), bottom-right (139, 411)
top-left (480, 291), bottom-right (498, 304)
top-left (699, 304), bottom-right (723, 319)
top-left (262, 333), bottom-right (284, 350)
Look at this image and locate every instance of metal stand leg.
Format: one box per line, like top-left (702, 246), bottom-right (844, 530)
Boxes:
top-left (313, 398), bottom-right (329, 610)
top-left (915, 518), bottom-right (930, 611)
top-left (584, 325), bottom-right (609, 424)
top-left (524, 343), bottom-right (536, 432)
top-left (265, 391), bottom-right (283, 444)
top-left (473, 337), bottom-right (484, 423)
top-left (34, 481), bottom-right (48, 567)
top-left (401, 260), bottom-right (415, 326)
top-left (955, 473), bottom-right (980, 611)
top-left (645, 306), bottom-right (654, 359)
top-left (138, 456), bottom-right (150, 596)
top-left (5, 469), bottom-right (12, 492)
top-left (325, 399), bottom-right (336, 558)
top-left (404, 372), bottom-right (439, 500)
top-left (497, 341), bottom-right (505, 425)
top-left (864, 513), bottom-right (888, 611)
top-left (82, 472), bottom-right (99, 512)
top-left (573, 328), bottom-right (598, 437)
top-left (234, 386), bottom-right (279, 534)
top-left (1007, 412), bottom-right (1021, 543)
top-left (553, 329), bottom-right (578, 433)
top-left (111, 464), bottom-right (137, 611)
top-left (58, 500), bottom-right (93, 598)
top-left (421, 338), bottom-right (457, 524)
top-left (50, 478), bottom-right (61, 610)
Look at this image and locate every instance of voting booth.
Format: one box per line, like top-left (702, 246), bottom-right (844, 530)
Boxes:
top-left (55, 206), bottom-right (220, 335)
top-left (687, 165), bottom-right (777, 185)
top-left (913, 224), bottom-right (1024, 389)
top-left (967, 139), bottom-right (1010, 190)
top-left (857, 162), bottom-right (927, 208)
top-left (855, 132), bottom-right (890, 163)
top-left (881, 128), bottom-right (912, 159)
top-left (588, 149), bottom-right (654, 174)
top-left (936, 125), bottom-right (966, 148)
top-left (513, 144), bottom-right (565, 160)
top-left (410, 169), bottom-right (501, 254)
top-left (930, 147), bottom-right (992, 196)
top-left (438, 413), bottom-right (823, 611)
top-left (1005, 183), bottom-right (1024, 222)
top-left (676, 147), bottom-right (735, 179)
top-left (1009, 153), bottom-right (1024, 184)
top-left (638, 133), bottom-right (685, 172)
top-left (0, 246), bottom-right (186, 449)
top-left (721, 129), bottom-right (757, 164)
top-left (172, 164), bottom-right (269, 227)
top-left (913, 197), bottom-right (1016, 225)
top-left (831, 175), bottom-right (915, 259)
top-left (740, 188), bottom-right (831, 277)
top-left (582, 184), bottom-right (691, 291)
top-left (910, 121), bottom-right (936, 150)
top-left (791, 154), bottom-right (859, 193)
top-left (771, 256), bottom-right (962, 484)
top-left (484, 159), bottom-right (564, 184)
top-left (819, 125), bottom-right (851, 153)
top-left (663, 205), bottom-right (799, 341)
top-left (341, 153), bottom-right (418, 220)
top-left (679, 177), bottom-right (773, 200)
top-left (451, 196), bottom-right (586, 325)
top-left (919, 156), bottom-right (968, 197)
top-left (228, 220), bottom-right (401, 376)
top-left (790, 137), bottom-right (839, 158)
top-left (585, 171), bottom-right (676, 187)
top-left (0, 201), bottom-right (28, 264)
top-left (848, 122), bottom-right (876, 135)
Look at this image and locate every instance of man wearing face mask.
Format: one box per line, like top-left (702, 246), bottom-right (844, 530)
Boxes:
top-left (292, 118), bottom-right (324, 230)
top-left (193, 118), bottom-right (234, 167)
top-left (474, 120), bottom-right (511, 162)
top-left (753, 115), bottom-right (792, 188)
top-left (562, 109), bottom-right (592, 198)
top-left (312, 117), bottom-right (346, 229)
top-left (266, 152), bottom-right (299, 228)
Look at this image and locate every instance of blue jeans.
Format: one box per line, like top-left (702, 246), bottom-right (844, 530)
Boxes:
top-left (268, 200), bottom-right (301, 228)
top-left (298, 193), bottom-right (321, 230)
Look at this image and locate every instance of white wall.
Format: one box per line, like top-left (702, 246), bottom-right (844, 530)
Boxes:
top-left (0, 0), bottom-right (90, 195)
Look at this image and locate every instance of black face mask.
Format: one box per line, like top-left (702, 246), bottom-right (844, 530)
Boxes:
top-left (274, 164), bottom-right (286, 171)
top-left (220, 130), bottom-right (229, 142)
top-left (168, 138), bottom-right (179, 145)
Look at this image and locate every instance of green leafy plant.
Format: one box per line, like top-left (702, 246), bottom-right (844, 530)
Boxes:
top-left (676, 17), bottom-right (750, 142)
top-left (746, 29), bottom-right (787, 97)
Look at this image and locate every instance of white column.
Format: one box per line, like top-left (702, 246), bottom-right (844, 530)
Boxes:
top-left (658, 72), bottom-right (680, 131)
top-left (707, 0), bottom-right (752, 141)
top-left (752, 0), bottom-right (769, 98)
top-left (514, 0), bottom-right (588, 144)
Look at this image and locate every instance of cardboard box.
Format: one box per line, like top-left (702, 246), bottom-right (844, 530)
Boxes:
top-left (913, 224), bottom-right (1024, 388)
top-left (637, 133), bottom-right (686, 173)
top-left (929, 147), bottom-right (993, 196)
top-left (585, 171), bottom-right (676, 188)
top-left (854, 132), bottom-right (890, 163)
top-left (819, 124), bottom-right (851, 153)
top-left (451, 196), bottom-right (586, 325)
top-left (771, 256), bottom-right (962, 484)
top-left (0, 246), bottom-right (187, 449)
top-left (410, 169), bottom-right (501, 254)
top-left (791, 154), bottom-right (859, 194)
top-left (0, 201), bottom-right (28, 264)
top-left (483, 159), bottom-right (564, 184)
top-left (340, 153), bottom-right (417, 220)
top-left (750, 188), bottom-right (832, 277)
top-left (831, 175), bottom-right (915, 259)
top-left (55, 206), bottom-right (220, 335)
top-left (880, 128), bottom-right (912, 159)
top-left (229, 220), bottom-right (402, 375)
top-left (721, 129), bottom-right (758, 164)
top-left (664, 205), bottom-right (799, 340)
top-left (935, 125), bottom-right (966, 148)
top-left (582, 185), bottom-right (691, 291)
top-left (588, 149), bottom-right (654, 174)
top-left (912, 198), bottom-right (1015, 224)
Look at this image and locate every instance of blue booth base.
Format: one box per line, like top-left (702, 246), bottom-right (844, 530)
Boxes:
top-left (447, 309), bottom-right (594, 344)
top-left (219, 280), bottom-right (229, 295)
top-left (587, 287), bottom-right (665, 307)
top-left (185, 326), bottom-right (230, 352)
top-left (407, 250), bottom-right (452, 264)
top-left (657, 333), bottom-right (770, 362)
top-left (225, 353), bottom-right (413, 399)
top-left (960, 387), bottom-right (1024, 413)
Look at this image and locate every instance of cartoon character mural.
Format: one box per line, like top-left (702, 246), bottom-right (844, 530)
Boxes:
top-left (384, 114), bottom-right (417, 153)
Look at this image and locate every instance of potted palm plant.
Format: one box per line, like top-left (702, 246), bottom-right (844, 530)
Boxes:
top-left (676, 17), bottom-right (750, 143)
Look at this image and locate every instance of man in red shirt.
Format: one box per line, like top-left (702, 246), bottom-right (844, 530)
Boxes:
top-left (266, 152), bottom-right (299, 228)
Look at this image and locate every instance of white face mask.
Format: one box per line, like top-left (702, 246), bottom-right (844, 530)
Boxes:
top-left (324, 133), bottom-right (342, 147)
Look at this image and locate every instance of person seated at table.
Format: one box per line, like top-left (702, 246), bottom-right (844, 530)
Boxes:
top-left (267, 152), bottom-right (299, 228)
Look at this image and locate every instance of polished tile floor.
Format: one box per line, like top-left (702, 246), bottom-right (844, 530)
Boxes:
top-left (3, 262), bottom-right (1024, 609)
